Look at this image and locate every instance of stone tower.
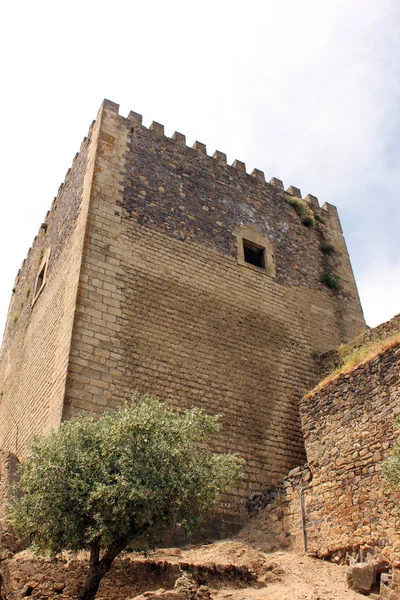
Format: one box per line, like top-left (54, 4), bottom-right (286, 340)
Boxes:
top-left (0, 100), bottom-right (365, 531)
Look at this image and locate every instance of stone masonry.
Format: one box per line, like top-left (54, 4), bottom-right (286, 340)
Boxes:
top-left (244, 319), bottom-right (400, 569)
top-left (0, 100), bottom-right (366, 529)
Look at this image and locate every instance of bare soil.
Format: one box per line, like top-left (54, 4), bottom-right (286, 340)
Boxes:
top-left (127, 541), bottom-right (368, 600)
top-left (0, 538), bottom-right (372, 599)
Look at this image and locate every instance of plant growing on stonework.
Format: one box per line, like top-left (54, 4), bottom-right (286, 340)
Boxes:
top-left (321, 272), bottom-right (341, 291)
top-left (383, 422), bottom-right (400, 489)
top-left (320, 239), bottom-right (335, 255)
top-left (7, 395), bottom-right (243, 600)
top-left (287, 196), bottom-right (315, 227)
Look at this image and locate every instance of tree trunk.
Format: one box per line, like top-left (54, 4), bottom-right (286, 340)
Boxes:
top-left (77, 540), bottom-right (126, 600)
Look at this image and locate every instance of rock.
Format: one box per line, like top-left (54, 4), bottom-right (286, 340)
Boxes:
top-left (373, 552), bottom-right (390, 573)
top-left (53, 582), bottom-right (66, 592)
top-left (346, 562), bottom-right (376, 594)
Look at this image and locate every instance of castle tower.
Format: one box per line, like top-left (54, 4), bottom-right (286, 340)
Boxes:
top-left (0, 100), bottom-right (365, 531)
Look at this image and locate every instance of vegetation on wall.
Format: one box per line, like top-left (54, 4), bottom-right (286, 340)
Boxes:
top-left (320, 271), bottom-right (341, 291)
top-left (311, 332), bottom-right (400, 394)
top-left (383, 417), bottom-right (400, 489)
top-left (285, 195), bottom-right (340, 291)
top-left (287, 196), bottom-right (315, 228)
top-left (7, 394), bottom-right (244, 600)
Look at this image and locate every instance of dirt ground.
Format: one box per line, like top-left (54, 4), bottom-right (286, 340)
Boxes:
top-left (0, 538), bottom-right (375, 599)
top-left (128, 541), bottom-right (369, 600)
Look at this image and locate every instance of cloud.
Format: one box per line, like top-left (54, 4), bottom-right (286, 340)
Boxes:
top-left (0, 0), bottom-right (399, 340)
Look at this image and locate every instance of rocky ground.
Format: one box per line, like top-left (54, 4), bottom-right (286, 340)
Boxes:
top-left (0, 540), bottom-right (373, 600)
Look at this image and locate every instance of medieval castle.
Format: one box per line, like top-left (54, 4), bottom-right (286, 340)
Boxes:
top-left (0, 99), bottom-right (367, 532)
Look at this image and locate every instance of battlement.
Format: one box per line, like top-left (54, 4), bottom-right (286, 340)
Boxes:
top-left (9, 123), bottom-right (96, 307)
top-left (103, 99), bottom-right (323, 209)
top-left (12, 100), bottom-right (336, 298)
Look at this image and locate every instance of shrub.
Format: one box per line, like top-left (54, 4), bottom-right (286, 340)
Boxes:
top-left (287, 197), bottom-right (315, 227)
top-left (8, 395), bottom-right (244, 600)
top-left (302, 215), bottom-right (315, 227)
top-left (321, 272), bottom-right (341, 291)
top-left (320, 239), bottom-right (335, 255)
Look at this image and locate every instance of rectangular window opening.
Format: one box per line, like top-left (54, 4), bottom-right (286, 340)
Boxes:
top-left (35, 266), bottom-right (45, 296)
top-left (34, 264), bottom-right (47, 301)
top-left (243, 240), bottom-right (266, 269)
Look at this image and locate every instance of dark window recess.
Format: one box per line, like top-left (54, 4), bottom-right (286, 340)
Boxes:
top-left (243, 240), bottom-right (266, 269)
top-left (35, 265), bottom-right (46, 297)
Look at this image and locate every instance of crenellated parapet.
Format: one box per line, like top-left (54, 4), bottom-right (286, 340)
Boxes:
top-left (108, 100), bottom-right (324, 210)
top-left (9, 124), bottom-right (96, 300)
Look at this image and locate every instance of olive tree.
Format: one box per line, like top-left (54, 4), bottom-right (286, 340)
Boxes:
top-left (8, 395), bottom-right (243, 600)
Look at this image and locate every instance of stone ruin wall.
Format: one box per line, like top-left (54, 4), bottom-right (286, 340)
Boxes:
top-left (302, 340), bottom-right (400, 562)
top-left (244, 332), bottom-right (400, 567)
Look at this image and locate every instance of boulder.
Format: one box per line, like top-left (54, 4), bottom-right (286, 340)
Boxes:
top-left (346, 562), bottom-right (376, 595)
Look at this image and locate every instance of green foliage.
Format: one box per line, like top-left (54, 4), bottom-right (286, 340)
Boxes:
top-left (383, 424), bottom-right (400, 489)
top-left (314, 214), bottom-right (324, 224)
top-left (8, 396), bottom-right (243, 555)
top-left (301, 215), bottom-right (314, 228)
top-left (321, 272), bottom-right (341, 291)
top-left (320, 239), bottom-right (335, 255)
top-left (287, 197), bottom-right (315, 228)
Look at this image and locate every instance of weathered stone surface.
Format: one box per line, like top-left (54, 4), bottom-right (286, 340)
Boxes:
top-left (241, 316), bottom-right (400, 564)
top-left (0, 99), bottom-right (365, 529)
top-left (346, 562), bottom-right (376, 594)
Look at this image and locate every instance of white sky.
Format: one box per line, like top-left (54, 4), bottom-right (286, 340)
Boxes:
top-left (1, 0), bottom-right (399, 338)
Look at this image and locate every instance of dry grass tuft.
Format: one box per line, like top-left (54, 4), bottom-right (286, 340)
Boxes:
top-left (306, 332), bottom-right (400, 398)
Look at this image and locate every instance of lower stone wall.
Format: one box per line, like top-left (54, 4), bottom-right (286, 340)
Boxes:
top-left (244, 341), bottom-right (400, 568)
top-left (240, 465), bottom-right (308, 552)
top-left (301, 342), bottom-right (400, 563)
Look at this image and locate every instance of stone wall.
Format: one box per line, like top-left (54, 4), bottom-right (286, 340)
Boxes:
top-left (0, 99), bottom-right (366, 527)
top-left (245, 338), bottom-right (400, 565)
top-left (301, 341), bottom-right (400, 562)
top-left (240, 464), bottom-right (309, 553)
top-left (62, 101), bottom-right (365, 527)
top-left (317, 312), bottom-right (400, 377)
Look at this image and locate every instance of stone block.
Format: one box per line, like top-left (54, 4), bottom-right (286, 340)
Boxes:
top-left (346, 562), bottom-right (376, 594)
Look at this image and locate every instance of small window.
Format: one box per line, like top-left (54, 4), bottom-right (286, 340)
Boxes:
top-left (35, 264), bottom-right (46, 297)
top-left (243, 240), bottom-right (265, 269)
top-left (233, 227), bottom-right (276, 278)
top-left (32, 250), bottom-right (50, 304)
